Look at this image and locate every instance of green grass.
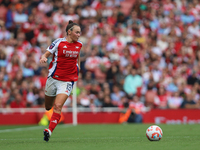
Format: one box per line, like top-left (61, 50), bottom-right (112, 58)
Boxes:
top-left (0, 124), bottom-right (199, 150)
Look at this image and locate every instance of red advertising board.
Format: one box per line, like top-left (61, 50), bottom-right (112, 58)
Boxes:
top-left (142, 109), bottom-right (200, 124)
top-left (0, 112), bottom-right (120, 125)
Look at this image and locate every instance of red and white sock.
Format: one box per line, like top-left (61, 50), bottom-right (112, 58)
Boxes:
top-left (48, 112), bottom-right (61, 133)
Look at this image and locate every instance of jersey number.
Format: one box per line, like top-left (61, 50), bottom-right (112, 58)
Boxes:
top-left (66, 83), bottom-right (72, 91)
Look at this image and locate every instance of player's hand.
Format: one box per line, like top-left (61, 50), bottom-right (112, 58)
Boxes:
top-left (40, 56), bottom-right (47, 63)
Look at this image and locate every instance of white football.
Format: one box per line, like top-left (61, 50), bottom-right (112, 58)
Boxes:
top-left (146, 125), bottom-right (163, 141)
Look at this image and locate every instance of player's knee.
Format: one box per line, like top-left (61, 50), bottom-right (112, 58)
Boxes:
top-left (53, 103), bottom-right (62, 112)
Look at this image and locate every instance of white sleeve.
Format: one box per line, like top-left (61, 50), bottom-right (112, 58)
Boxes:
top-left (46, 38), bottom-right (61, 54)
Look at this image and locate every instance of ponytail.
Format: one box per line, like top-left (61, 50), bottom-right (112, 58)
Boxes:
top-left (65, 20), bottom-right (79, 34)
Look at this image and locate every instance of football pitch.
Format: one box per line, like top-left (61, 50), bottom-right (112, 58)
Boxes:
top-left (0, 124), bottom-right (199, 150)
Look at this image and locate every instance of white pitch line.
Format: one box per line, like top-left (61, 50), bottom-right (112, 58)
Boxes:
top-left (0, 126), bottom-right (44, 133)
top-left (0, 124), bottom-right (73, 133)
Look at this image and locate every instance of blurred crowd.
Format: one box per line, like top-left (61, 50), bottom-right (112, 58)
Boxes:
top-left (0, 0), bottom-right (200, 112)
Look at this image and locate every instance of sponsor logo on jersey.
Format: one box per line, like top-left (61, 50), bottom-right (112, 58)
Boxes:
top-left (49, 43), bottom-right (55, 49)
top-left (75, 46), bottom-right (79, 49)
top-left (63, 45), bottom-right (67, 48)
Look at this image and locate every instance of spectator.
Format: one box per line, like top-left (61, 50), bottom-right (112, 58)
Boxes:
top-left (118, 96), bottom-right (129, 109)
top-left (0, 3), bottom-right (8, 22)
top-left (102, 95), bottom-right (116, 107)
top-left (166, 79), bottom-right (179, 93)
top-left (22, 61), bottom-right (34, 78)
top-left (167, 91), bottom-right (183, 109)
top-left (82, 71), bottom-right (94, 86)
top-left (84, 48), bottom-right (101, 75)
top-left (19, 80), bottom-right (28, 102)
top-left (187, 70), bottom-right (199, 86)
top-left (119, 47), bottom-right (132, 69)
top-left (106, 61), bottom-right (119, 87)
top-left (64, 7), bottom-right (79, 22)
top-left (89, 94), bottom-right (97, 110)
top-left (115, 66), bottom-right (126, 86)
top-left (36, 90), bottom-right (45, 107)
top-left (6, 88), bottom-right (17, 107)
top-left (81, 5), bottom-right (97, 18)
top-left (34, 67), bottom-right (48, 89)
top-left (180, 9), bottom-right (195, 24)
top-left (38, 0), bottom-right (53, 15)
top-left (26, 82), bottom-right (37, 107)
top-left (188, 20), bottom-right (200, 37)
top-left (0, 81), bottom-right (9, 106)
top-left (13, 3), bottom-right (28, 28)
top-left (78, 90), bottom-right (90, 107)
top-left (89, 82), bottom-right (101, 96)
top-left (156, 86), bottom-right (169, 109)
top-left (94, 90), bottom-right (104, 107)
top-left (110, 84), bottom-right (125, 106)
top-left (22, 15), bottom-right (36, 42)
top-left (5, 3), bottom-right (15, 30)
top-left (181, 92), bottom-right (200, 109)
top-left (123, 67), bottom-right (143, 99)
top-left (9, 92), bottom-right (25, 108)
top-left (6, 52), bottom-right (21, 75)
top-left (0, 49), bottom-right (7, 68)
top-left (0, 25), bottom-right (11, 41)
top-left (145, 81), bottom-right (158, 109)
top-left (128, 95), bottom-right (145, 123)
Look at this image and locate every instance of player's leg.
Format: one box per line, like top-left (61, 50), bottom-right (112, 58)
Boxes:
top-left (43, 77), bottom-right (57, 142)
top-left (44, 81), bottom-right (73, 142)
top-left (48, 94), bottom-right (68, 132)
top-left (44, 77), bottom-right (57, 110)
top-left (43, 94), bottom-right (69, 142)
top-left (44, 95), bottom-right (56, 111)
top-left (43, 95), bottom-right (56, 142)
top-left (53, 94), bottom-right (69, 114)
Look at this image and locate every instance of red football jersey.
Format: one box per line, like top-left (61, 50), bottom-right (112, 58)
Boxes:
top-left (47, 38), bottom-right (82, 81)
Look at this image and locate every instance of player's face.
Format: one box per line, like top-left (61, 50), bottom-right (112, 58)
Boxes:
top-left (70, 26), bottom-right (81, 42)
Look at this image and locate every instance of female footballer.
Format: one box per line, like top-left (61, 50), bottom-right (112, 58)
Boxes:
top-left (40, 20), bottom-right (82, 142)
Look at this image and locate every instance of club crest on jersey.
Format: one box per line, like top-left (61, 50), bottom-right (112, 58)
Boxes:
top-left (49, 43), bottom-right (55, 49)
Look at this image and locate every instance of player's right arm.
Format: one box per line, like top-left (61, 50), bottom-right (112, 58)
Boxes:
top-left (40, 51), bottom-right (51, 63)
top-left (40, 38), bottom-right (61, 63)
